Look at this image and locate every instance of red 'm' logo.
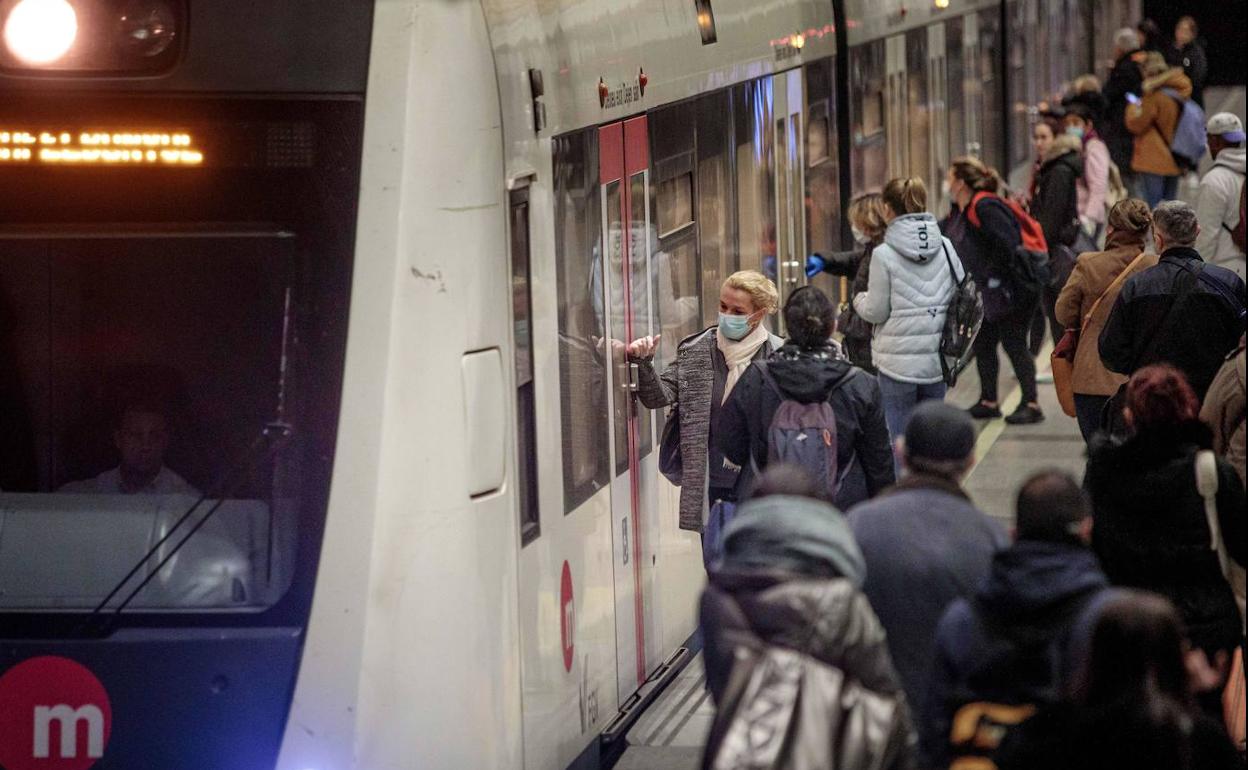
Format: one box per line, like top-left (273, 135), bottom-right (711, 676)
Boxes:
top-left (560, 561), bottom-right (575, 672)
top-left (0, 656), bottom-right (112, 770)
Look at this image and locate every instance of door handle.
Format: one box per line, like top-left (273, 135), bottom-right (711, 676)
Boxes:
top-left (620, 361), bottom-right (640, 393)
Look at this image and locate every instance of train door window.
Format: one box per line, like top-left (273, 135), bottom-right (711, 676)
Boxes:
top-left (947, 16), bottom-right (969, 161)
top-left (733, 77), bottom-right (777, 295)
top-left (630, 169), bottom-right (655, 461)
top-left (648, 101), bottom-right (702, 379)
top-left (978, 7), bottom-right (1004, 172)
top-left (696, 89), bottom-right (737, 329)
top-left (552, 130), bottom-right (611, 513)
top-left (850, 40), bottom-right (887, 196)
top-left (510, 187), bottom-right (540, 545)
top-left (804, 58), bottom-right (843, 304)
top-left (926, 24), bottom-right (949, 205)
top-left (1008, 0), bottom-right (1033, 169)
top-left (905, 29), bottom-right (931, 185)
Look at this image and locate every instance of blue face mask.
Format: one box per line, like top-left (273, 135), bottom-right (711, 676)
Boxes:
top-left (1065, 126), bottom-right (1085, 140)
top-left (718, 312), bottom-right (753, 341)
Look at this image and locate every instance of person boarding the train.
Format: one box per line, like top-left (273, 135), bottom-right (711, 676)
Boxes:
top-left (852, 177), bottom-right (965, 447)
top-left (626, 271), bottom-right (783, 537)
top-left (60, 403), bottom-right (199, 496)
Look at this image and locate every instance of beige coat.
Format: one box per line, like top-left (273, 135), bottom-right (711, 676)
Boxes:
top-left (1055, 234), bottom-right (1158, 396)
top-left (1124, 67), bottom-right (1192, 177)
top-left (1201, 337), bottom-right (1246, 485)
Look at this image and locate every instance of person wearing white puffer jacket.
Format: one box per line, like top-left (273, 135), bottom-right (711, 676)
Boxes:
top-left (854, 176), bottom-right (966, 450)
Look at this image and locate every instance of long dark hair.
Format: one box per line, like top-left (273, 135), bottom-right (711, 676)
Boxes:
top-left (783, 286), bottom-right (836, 350)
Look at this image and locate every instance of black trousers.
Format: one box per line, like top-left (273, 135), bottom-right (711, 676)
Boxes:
top-left (975, 303), bottom-right (1039, 405)
top-left (1029, 285), bottom-right (1065, 356)
top-left (1073, 393), bottom-right (1109, 443)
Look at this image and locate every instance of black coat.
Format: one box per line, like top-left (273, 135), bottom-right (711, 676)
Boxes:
top-left (1101, 50), bottom-right (1145, 171)
top-left (1098, 248), bottom-right (1246, 399)
top-left (713, 342), bottom-right (895, 509)
top-left (1086, 420), bottom-right (1246, 655)
top-left (1169, 39), bottom-right (1209, 106)
top-left (1033, 147), bottom-right (1082, 252)
top-left (942, 197), bottom-right (1025, 322)
top-left (817, 244), bottom-right (878, 371)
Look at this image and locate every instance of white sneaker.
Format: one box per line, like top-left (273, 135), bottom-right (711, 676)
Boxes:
top-left (1036, 371), bottom-right (1054, 384)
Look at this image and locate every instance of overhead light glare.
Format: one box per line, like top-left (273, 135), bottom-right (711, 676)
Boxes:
top-left (4, 0), bottom-right (78, 65)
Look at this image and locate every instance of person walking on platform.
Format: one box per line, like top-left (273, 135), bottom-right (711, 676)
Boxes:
top-left (848, 402), bottom-right (1007, 730)
top-left (714, 287), bottom-right (895, 512)
top-left (805, 192), bottom-right (890, 372)
top-left (993, 592), bottom-right (1243, 770)
top-left (1098, 200), bottom-right (1245, 403)
top-left (1125, 52), bottom-right (1193, 208)
top-left (942, 158), bottom-right (1044, 425)
top-left (699, 465), bottom-right (917, 769)
top-left (1085, 365), bottom-right (1245, 663)
top-left (1102, 28), bottom-right (1146, 193)
top-left (1055, 199), bottom-right (1158, 441)
top-left (921, 471), bottom-right (1115, 770)
top-left (1194, 113), bottom-right (1246, 280)
top-left (626, 270), bottom-right (783, 539)
top-left (852, 177), bottom-right (964, 444)
top-left (1169, 16), bottom-right (1208, 109)
top-left (1201, 335), bottom-right (1246, 485)
top-left (1062, 100), bottom-right (1111, 248)
top-left (1028, 121), bottom-right (1083, 356)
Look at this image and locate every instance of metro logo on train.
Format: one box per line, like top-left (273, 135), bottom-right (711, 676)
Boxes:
top-left (0, 656), bottom-right (112, 770)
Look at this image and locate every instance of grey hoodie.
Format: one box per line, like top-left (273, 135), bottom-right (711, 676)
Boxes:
top-left (853, 213), bottom-right (966, 384)
top-left (1195, 147), bottom-right (1246, 278)
top-left (719, 494), bottom-right (866, 585)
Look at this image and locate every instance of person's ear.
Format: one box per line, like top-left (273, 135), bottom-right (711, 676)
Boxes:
top-left (1122, 406), bottom-right (1135, 428)
top-left (1077, 516), bottom-right (1094, 545)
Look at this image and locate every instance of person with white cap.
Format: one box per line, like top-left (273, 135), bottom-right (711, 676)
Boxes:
top-left (1194, 112), bottom-right (1246, 279)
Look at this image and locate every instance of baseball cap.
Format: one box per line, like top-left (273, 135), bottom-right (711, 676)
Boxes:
top-left (1207, 112), bottom-right (1245, 143)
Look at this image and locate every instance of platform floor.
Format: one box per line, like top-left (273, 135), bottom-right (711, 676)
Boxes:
top-left (611, 85), bottom-right (1245, 770)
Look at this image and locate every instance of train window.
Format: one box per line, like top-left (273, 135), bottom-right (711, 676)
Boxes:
top-left (631, 172), bottom-right (656, 461)
top-left (977, 8), bottom-right (1004, 172)
top-left (947, 16), bottom-right (968, 163)
top-left (905, 29), bottom-right (931, 186)
top-left (733, 77), bottom-right (777, 287)
top-left (696, 89), bottom-right (736, 329)
top-left (552, 130), bottom-right (611, 513)
top-left (0, 234), bottom-right (300, 611)
top-left (850, 41), bottom-right (887, 196)
top-left (657, 172), bottom-right (694, 237)
top-left (804, 58), bottom-right (843, 304)
top-left (1008, 0), bottom-right (1033, 169)
top-left (510, 188), bottom-right (540, 546)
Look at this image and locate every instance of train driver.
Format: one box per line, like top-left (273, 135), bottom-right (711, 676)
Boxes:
top-left (59, 403), bottom-right (200, 496)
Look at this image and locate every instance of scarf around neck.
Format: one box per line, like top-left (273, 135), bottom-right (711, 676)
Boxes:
top-left (718, 321), bottom-right (769, 403)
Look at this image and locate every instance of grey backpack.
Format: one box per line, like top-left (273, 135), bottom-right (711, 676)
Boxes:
top-left (756, 363), bottom-right (842, 500)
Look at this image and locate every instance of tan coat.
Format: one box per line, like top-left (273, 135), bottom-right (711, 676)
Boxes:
top-left (1055, 235), bottom-right (1159, 396)
top-left (1124, 67), bottom-right (1192, 177)
top-left (1200, 337), bottom-right (1246, 485)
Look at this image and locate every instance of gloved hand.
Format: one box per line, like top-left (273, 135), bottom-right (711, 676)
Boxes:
top-left (805, 253), bottom-right (827, 278)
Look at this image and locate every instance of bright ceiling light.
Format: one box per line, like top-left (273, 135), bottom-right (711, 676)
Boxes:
top-left (4, 0), bottom-right (78, 65)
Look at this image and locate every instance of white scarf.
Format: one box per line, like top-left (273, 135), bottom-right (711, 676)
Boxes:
top-left (718, 322), bottom-right (770, 403)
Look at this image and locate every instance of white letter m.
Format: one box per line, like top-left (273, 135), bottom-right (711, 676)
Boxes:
top-left (33, 704), bottom-right (105, 759)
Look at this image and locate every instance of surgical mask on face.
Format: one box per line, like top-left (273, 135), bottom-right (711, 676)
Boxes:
top-left (851, 226), bottom-right (870, 245)
top-left (718, 312), bottom-right (753, 341)
top-left (1065, 126), bottom-right (1085, 140)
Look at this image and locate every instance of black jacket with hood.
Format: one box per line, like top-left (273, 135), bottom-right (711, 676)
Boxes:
top-left (1086, 419), bottom-right (1246, 655)
top-left (1033, 136), bottom-right (1083, 256)
top-left (713, 341), bottom-right (895, 510)
top-left (1102, 48), bottom-right (1146, 170)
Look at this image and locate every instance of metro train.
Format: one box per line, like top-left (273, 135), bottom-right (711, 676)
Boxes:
top-left (0, 0), bottom-right (1139, 768)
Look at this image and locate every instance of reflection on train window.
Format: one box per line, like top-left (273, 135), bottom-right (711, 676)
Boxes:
top-left (604, 180), bottom-right (631, 477)
top-left (947, 15), bottom-right (969, 163)
top-left (978, 7), bottom-right (1004, 171)
top-left (804, 58), bottom-right (842, 304)
top-left (630, 172), bottom-right (655, 461)
top-left (657, 173), bottom-right (694, 237)
top-left (851, 40), bottom-right (887, 195)
top-left (0, 235), bottom-right (300, 611)
top-left (510, 188), bottom-right (540, 546)
top-left (906, 28), bottom-right (931, 186)
top-left (552, 130), bottom-right (610, 513)
top-left (734, 77), bottom-right (776, 285)
top-left (807, 102), bottom-right (831, 166)
top-left (696, 89), bottom-right (736, 329)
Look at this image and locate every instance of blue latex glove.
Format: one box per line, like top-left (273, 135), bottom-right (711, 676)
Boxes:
top-left (762, 254), bottom-right (777, 280)
top-left (805, 253), bottom-right (827, 278)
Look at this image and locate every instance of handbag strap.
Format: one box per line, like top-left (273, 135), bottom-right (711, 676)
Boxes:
top-left (1195, 450), bottom-right (1231, 578)
top-left (1081, 251), bottom-right (1150, 329)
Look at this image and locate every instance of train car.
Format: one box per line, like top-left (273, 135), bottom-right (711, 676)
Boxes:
top-left (0, 1), bottom-right (1141, 769)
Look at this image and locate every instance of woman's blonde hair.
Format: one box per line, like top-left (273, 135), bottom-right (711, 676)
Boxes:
top-left (848, 193), bottom-right (890, 241)
top-left (1072, 74), bottom-right (1101, 94)
top-left (723, 270), bottom-right (779, 314)
top-left (882, 176), bottom-right (927, 215)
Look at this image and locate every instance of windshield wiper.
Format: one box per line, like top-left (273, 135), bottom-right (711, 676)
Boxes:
top-left (75, 420), bottom-right (293, 636)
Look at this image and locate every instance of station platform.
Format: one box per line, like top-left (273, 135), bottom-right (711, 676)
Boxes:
top-left (610, 85), bottom-right (1245, 770)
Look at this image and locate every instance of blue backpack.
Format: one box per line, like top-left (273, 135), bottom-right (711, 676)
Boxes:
top-left (1162, 87), bottom-right (1207, 169)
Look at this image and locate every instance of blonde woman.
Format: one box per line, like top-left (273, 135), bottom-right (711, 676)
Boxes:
top-left (627, 271), bottom-right (782, 536)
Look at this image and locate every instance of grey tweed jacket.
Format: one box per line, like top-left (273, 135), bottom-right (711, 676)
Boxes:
top-left (634, 327), bottom-right (783, 532)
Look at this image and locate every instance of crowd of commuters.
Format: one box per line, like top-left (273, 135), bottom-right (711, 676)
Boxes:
top-left (620, 13), bottom-right (1245, 767)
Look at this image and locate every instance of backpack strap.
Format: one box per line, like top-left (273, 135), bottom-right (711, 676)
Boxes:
top-left (965, 191), bottom-right (995, 229)
top-left (942, 241), bottom-right (965, 286)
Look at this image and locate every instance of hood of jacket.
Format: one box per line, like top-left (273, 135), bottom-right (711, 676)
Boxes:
top-left (719, 493), bottom-right (866, 586)
top-left (1142, 66), bottom-right (1192, 98)
top-left (1042, 135), bottom-right (1086, 173)
top-left (883, 212), bottom-right (944, 264)
top-left (975, 541), bottom-right (1108, 624)
top-left (1214, 147), bottom-right (1246, 175)
top-left (766, 341), bottom-right (856, 404)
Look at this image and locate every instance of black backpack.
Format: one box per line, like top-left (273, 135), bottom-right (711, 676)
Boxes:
top-left (939, 243), bottom-right (984, 386)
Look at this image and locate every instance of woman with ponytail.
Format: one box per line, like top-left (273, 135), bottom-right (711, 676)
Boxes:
top-left (1085, 365), bottom-right (1245, 660)
top-left (714, 286), bottom-right (895, 511)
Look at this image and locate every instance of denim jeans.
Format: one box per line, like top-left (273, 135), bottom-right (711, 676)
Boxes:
top-left (1136, 172), bottom-right (1180, 209)
top-left (878, 373), bottom-right (947, 471)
